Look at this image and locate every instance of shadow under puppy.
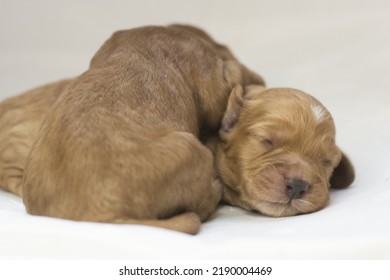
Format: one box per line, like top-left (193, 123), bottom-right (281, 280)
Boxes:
top-left (0, 25), bottom-right (263, 234)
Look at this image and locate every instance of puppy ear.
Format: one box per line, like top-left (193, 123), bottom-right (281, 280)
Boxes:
top-left (220, 85), bottom-right (245, 139)
top-left (330, 152), bottom-right (355, 189)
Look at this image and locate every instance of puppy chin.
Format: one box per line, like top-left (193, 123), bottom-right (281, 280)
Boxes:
top-left (250, 200), bottom-right (300, 217)
top-left (246, 198), bottom-right (328, 217)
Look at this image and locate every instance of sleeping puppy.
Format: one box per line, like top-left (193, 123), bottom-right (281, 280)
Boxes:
top-left (214, 85), bottom-right (355, 217)
top-left (0, 80), bottom-right (70, 197)
top-left (5, 25), bottom-right (263, 234)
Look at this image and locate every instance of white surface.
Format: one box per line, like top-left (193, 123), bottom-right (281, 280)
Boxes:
top-left (0, 0), bottom-right (389, 259)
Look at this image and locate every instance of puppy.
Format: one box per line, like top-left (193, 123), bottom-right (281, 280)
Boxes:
top-left (0, 80), bottom-right (71, 196)
top-left (7, 25), bottom-right (263, 234)
top-left (214, 85), bottom-right (355, 217)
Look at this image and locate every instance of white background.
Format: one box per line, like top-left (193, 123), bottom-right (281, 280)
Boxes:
top-left (0, 0), bottom-right (389, 260)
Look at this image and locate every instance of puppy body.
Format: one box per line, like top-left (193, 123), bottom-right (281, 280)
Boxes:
top-left (16, 25), bottom-right (263, 234)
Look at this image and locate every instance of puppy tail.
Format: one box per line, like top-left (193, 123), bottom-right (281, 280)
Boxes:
top-left (112, 212), bottom-right (201, 235)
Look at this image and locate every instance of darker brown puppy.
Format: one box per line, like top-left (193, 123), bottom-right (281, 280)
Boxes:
top-left (19, 25), bottom-right (263, 234)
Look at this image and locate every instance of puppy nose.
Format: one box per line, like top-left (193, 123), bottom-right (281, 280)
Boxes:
top-left (286, 178), bottom-right (309, 200)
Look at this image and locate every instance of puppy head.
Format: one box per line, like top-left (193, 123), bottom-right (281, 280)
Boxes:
top-left (217, 85), bottom-right (354, 217)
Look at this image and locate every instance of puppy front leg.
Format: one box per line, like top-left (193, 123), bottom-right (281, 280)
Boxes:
top-left (109, 131), bottom-right (223, 234)
top-left (153, 131), bottom-right (223, 223)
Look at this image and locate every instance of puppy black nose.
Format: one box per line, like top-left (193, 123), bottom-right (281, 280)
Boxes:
top-left (286, 178), bottom-right (309, 200)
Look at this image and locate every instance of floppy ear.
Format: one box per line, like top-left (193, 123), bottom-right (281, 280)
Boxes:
top-left (330, 152), bottom-right (355, 189)
top-left (220, 85), bottom-right (268, 141)
top-left (220, 85), bottom-right (245, 140)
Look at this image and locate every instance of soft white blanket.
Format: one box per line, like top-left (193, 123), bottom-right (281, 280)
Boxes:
top-left (0, 0), bottom-right (389, 259)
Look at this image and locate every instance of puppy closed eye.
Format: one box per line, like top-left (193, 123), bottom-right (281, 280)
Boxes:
top-left (261, 138), bottom-right (274, 148)
top-left (322, 159), bottom-right (333, 167)
top-left (251, 133), bottom-right (276, 149)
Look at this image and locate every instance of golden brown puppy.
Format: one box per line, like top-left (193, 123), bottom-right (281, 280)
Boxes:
top-left (15, 25), bottom-right (264, 234)
top-left (0, 80), bottom-right (71, 196)
top-left (214, 85), bottom-right (355, 217)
